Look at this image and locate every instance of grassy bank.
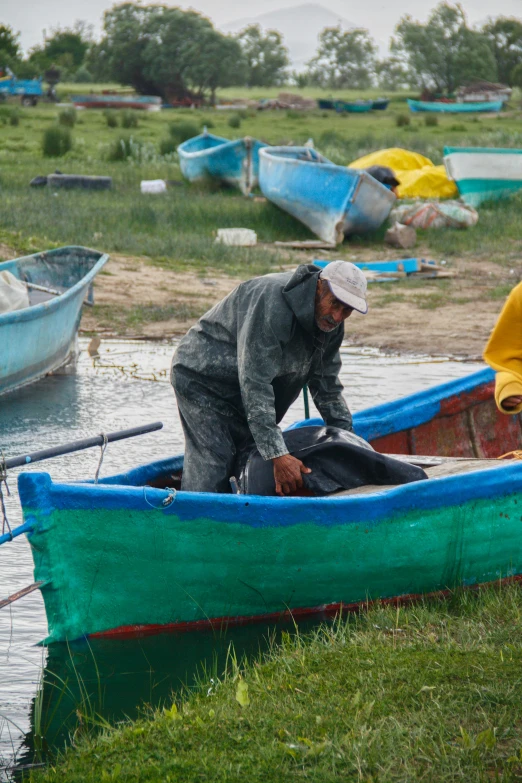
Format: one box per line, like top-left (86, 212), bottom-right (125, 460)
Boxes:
top-left (2, 100), bottom-right (522, 278)
top-left (30, 584), bottom-right (522, 782)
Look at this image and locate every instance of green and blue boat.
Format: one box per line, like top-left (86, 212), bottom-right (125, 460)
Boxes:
top-left (10, 366), bottom-right (522, 644)
top-left (408, 98), bottom-right (503, 113)
top-left (444, 146), bottom-right (522, 206)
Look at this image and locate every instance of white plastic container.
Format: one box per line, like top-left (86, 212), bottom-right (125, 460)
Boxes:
top-left (215, 228), bottom-right (257, 247)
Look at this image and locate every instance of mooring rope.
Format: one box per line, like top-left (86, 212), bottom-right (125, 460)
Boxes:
top-left (94, 433), bottom-right (109, 484)
top-left (497, 450), bottom-right (522, 460)
top-left (0, 451), bottom-right (12, 540)
top-left (142, 486), bottom-right (177, 509)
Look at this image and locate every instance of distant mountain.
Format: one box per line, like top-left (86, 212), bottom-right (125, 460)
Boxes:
top-left (221, 3), bottom-right (354, 69)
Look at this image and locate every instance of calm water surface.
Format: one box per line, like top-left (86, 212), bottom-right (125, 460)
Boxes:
top-left (0, 339), bottom-right (484, 775)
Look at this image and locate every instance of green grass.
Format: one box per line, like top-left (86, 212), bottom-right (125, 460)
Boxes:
top-left (2, 100), bottom-right (522, 276)
top-left (30, 584), bottom-right (522, 782)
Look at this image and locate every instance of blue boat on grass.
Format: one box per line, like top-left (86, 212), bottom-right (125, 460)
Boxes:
top-left (408, 99), bottom-right (503, 113)
top-left (0, 246), bottom-right (108, 397)
top-left (178, 131), bottom-right (268, 195)
top-left (444, 146), bottom-right (522, 207)
top-left (259, 146), bottom-right (396, 245)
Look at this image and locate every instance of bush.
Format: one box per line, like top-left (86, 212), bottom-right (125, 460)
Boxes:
top-left (396, 113), bottom-right (410, 127)
top-left (449, 123), bottom-right (466, 132)
top-left (168, 121), bottom-right (199, 144)
top-left (228, 114), bottom-right (241, 129)
top-left (200, 116), bottom-right (215, 129)
top-left (74, 67), bottom-right (93, 83)
top-left (104, 111), bottom-right (118, 128)
top-left (0, 107), bottom-right (20, 126)
top-left (107, 135), bottom-right (141, 161)
top-left (42, 125), bottom-right (72, 157)
top-left (121, 110), bottom-right (138, 129)
top-left (159, 137), bottom-right (177, 155)
top-left (58, 107), bottom-right (77, 127)
top-left (424, 114), bottom-right (438, 127)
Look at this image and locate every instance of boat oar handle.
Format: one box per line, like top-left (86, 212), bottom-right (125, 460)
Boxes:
top-left (3, 422), bottom-right (163, 470)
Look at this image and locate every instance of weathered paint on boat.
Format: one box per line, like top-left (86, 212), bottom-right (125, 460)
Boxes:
top-left (408, 99), bottom-right (503, 113)
top-left (444, 146), bottom-right (522, 207)
top-left (259, 146), bottom-right (396, 244)
top-left (18, 366), bottom-right (522, 644)
top-left (313, 258), bottom-right (423, 274)
top-left (0, 246), bottom-right (108, 396)
top-left (71, 94), bottom-right (162, 111)
top-left (178, 132), bottom-right (268, 195)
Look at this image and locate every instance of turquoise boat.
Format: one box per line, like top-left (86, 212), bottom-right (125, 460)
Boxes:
top-left (335, 100), bottom-right (373, 113)
top-left (178, 131), bottom-right (268, 195)
top-left (372, 98), bottom-right (389, 110)
top-left (444, 146), bottom-right (522, 207)
top-left (12, 366), bottom-right (522, 644)
top-left (408, 99), bottom-right (503, 113)
top-left (0, 246), bottom-right (108, 397)
top-left (259, 146), bottom-right (396, 244)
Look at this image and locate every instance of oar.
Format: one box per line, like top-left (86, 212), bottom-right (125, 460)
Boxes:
top-left (0, 421), bottom-right (163, 546)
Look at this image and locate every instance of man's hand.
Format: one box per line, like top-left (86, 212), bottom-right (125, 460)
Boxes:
top-left (272, 454), bottom-right (311, 496)
top-left (502, 395), bottom-right (522, 410)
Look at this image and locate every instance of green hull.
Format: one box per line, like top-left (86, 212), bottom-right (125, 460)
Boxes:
top-left (20, 465), bottom-right (522, 644)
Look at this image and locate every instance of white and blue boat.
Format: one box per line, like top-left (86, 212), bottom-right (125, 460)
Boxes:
top-left (408, 99), bottom-right (503, 113)
top-left (444, 146), bottom-right (522, 207)
top-left (259, 146), bottom-right (396, 245)
top-left (178, 132), bottom-right (268, 195)
top-left (0, 246), bottom-right (108, 397)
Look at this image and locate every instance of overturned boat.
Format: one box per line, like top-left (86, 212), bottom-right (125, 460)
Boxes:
top-left (14, 366), bottom-right (522, 643)
top-left (259, 146), bottom-right (396, 244)
top-left (178, 131), bottom-right (268, 195)
top-left (0, 246), bottom-right (108, 396)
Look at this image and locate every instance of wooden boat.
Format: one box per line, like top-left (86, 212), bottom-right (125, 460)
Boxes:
top-left (0, 246), bottom-right (108, 396)
top-left (372, 98), bottom-right (389, 110)
top-left (335, 99), bottom-right (373, 113)
top-left (259, 146), bottom-right (396, 244)
top-left (71, 94), bottom-right (162, 111)
top-left (317, 99), bottom-right (335, 110)
top-left (178, 132), bottom-right (268, 195)
top-left (408, 98), bottom-right (503, 113)
top-left (16, 366), bottom-right (522, 644)
top-left (444, 146), bottom-right (522, 207)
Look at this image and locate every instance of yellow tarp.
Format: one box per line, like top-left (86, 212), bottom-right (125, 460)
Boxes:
top-left (348, 147), bottom-right (458, 200)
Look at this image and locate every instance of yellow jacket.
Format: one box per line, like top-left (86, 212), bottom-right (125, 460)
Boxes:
top-left (483, 281), bottom-right (522, 414)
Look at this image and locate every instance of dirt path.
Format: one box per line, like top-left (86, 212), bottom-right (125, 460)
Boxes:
top-left (2, 244), bottom-right (511, 358)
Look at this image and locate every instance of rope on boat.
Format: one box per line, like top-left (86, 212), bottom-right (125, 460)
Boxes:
top-left (497, 450), bottom-right (522, 460)
top-left (94, 433), bottom-right (109, 484)
top-left (0, 451), bottom-right (12, 540)
top-left (142, 486), bottom-right (177, 508)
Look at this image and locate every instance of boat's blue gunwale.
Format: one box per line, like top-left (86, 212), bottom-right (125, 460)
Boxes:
top-left (444, 146), bottom-right (522, 155)
top-left (18, 459), bottom-right (522, 529)
top-left (0, 247), bottom-right (109, 326)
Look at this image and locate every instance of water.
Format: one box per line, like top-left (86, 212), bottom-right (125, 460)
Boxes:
top-left (0, 339), bottom-right (484, 775)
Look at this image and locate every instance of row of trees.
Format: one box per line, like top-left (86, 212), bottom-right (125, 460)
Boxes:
top-left (2, 2), bottom-right (522, 97)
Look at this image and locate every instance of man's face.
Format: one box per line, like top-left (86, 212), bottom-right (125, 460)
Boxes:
top-left (315, 279), bottom-right (354, 332)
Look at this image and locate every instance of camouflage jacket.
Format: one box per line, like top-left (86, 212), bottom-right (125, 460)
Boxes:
top-left (171, 264), bottom-right (353, 460)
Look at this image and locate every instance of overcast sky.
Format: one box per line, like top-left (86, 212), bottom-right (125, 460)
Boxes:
top-left (3, 0), bottom-right (522, 54)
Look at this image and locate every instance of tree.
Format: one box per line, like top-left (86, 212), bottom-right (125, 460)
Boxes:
top-left (237, 25), bottom-right (289, 87)
top-left (482, 17), bottom-right (522, 85)
top-left (0, 24), bottom-right (21, 71)
top-left (100, 4), bottom-right (245, 100)
top-left (306, 27), bottom-right (377, 89)
top-left (394, 3), bottom-right (497, 93)
top-left (375, 53), bottom-right (412, 91)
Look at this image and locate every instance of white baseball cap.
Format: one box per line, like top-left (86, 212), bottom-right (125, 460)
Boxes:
top-left (319, 261), bottom-right (368, 315)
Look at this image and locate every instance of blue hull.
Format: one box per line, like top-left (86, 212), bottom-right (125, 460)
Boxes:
top-left (408, 99), bottom-right (503, 113)
top-left (178, 132), bottom-right (268, 195)
top-left (259, 146), bottom-right (396, 244)
top-left (0, 246), bottom-right (108, 396)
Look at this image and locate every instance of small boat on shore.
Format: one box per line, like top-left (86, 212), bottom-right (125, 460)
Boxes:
top-left (372, 98), bottom-right (389, 110)
top-left (259, 146), bottom-right (396, 244)
top-left (178, 132), bottom-right (267, 195)
top-left (408, 98), bottom-right (503, 113)
top-left (335, 99), bottom-right (373, 113)
top-left (71, 94), bottom-right (162, 111)
top-left (317, 99), bottom-right (335, 110)
top-left (16, 366), bottom-right (522, 644)
top-left (0, 246), bottom-right (108, 397)
top-left (444, 146), bottom-right (522, 206)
